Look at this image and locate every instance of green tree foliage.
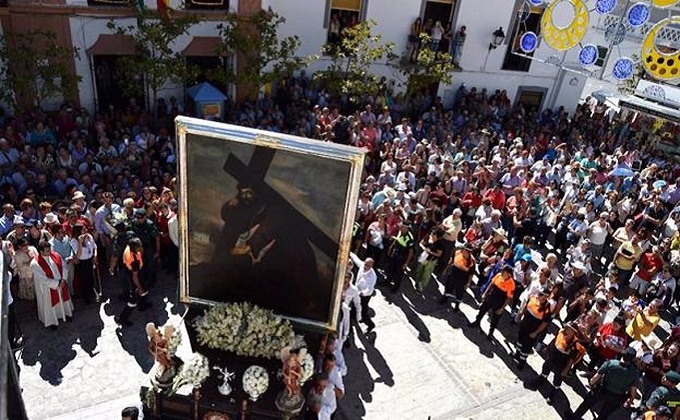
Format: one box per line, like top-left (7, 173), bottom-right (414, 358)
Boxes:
top-left (314, 20), bottom-right (397, 105)
top-left (0, 30), bottom-right (81, 111)
top-left (107, 9), bottom-right (199, 110)
top-left (393, 34), bottom-right (455, 96)
top-left (211, 8), bottom-right (305, 98)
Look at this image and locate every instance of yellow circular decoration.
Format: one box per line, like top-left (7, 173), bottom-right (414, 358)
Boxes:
top-left (641, 16), bottom-right (680, 81)
top-left (651, 0), bottom-right (679, 8)
top-left (541, 0), bottom-right (589, 51)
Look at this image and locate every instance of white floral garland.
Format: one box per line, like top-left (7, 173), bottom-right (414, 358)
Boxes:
top-left (168, 352), bottom-right (210, 395)
top-left (298, 351), bottom-right (315, 385)
top-left (194, 302), bottom-right (296, 359)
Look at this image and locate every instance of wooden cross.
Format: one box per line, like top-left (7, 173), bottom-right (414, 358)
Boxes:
top-left (222, 146), bottom-right (339, 260)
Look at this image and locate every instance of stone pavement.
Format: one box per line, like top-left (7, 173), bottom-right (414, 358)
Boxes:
top-left (13, 266), bottom-right (669, 420)
top-left (335, 270), bottom-right (664, 420)
top-left (14, 273), bottom-right (181, 420)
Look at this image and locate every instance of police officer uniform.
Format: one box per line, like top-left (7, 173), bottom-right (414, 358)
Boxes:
top-left (440, 244), bottom-right (476, 310)
top-left (571, 348), bottom-right (640, 419)
top-left (114, 239), bottom-right (150, 326)
top-left (514, 289), bottom-right (551, 369)
top-left (385, 223), bottom-right (414, 292)
top-left (131, 208), bottom-right (160, 288)
top-left (643, 371), bottom-right (680, 414)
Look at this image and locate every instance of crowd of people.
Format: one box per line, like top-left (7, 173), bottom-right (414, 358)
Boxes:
top-left (4, 68), bottom-right (680, 420)
top-left (327, 85), bottom-right (680, 419)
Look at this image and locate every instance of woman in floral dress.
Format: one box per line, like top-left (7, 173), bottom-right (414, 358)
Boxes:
top-left (12, 237), bottom-right (38, 301)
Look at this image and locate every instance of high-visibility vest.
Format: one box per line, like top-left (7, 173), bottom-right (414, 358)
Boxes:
top-left (395, 231), bottom-right (413, 248)
top-left (123, 246), bottom-right (143, 271)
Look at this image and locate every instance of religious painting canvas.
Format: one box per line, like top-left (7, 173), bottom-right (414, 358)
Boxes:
top-left (175, 117), bottom-right (365, 330)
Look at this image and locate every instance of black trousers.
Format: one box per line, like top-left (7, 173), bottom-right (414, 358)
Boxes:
top-left (8, 302), bottom-right (20, 342)
top-left (572, 389), bottom-right (625, 419)
top-left (473, 296), bottom-right (504, 334)
top-left (444, 266), bottom-right (469, 303)
top-left (75, 258), bottom-right (95, 304)
top-left (386, 252), bottom-right (406, 290)
top-left (360, 295), bottom-right (375, 330)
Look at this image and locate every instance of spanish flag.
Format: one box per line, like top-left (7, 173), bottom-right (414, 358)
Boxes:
top-left (157, 0), bottom-right (170, 18)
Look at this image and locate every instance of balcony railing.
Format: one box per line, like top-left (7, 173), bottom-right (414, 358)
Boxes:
top-left (593, 14), bottom-right (680, 48)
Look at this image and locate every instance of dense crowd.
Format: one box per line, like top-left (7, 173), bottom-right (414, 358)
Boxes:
top-left (5, 70), bottom-right (680, 420)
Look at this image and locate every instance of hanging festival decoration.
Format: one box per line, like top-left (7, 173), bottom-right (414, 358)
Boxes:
top-left (641, 16), bottom-right (680, 81)
top-left (540, 0), bottom-right (589, 51)
top-left (509, 0), bottom-right (680, 83)
top-left (579, 44), bottom-right (599, 66)
top-left (626, 2), bottom-right (651, 27)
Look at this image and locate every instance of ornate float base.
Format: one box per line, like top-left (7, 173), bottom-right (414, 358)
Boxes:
top-left (149, 363), bottom-right (177, 390)
top-left (275, 390), bottom-right (305, 417)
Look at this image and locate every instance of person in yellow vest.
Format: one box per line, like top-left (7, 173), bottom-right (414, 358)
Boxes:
top-left (467, 264), bottom-right (514, 340)
top-left (439, 243), bottom-right (476, 311)
top-left (513, 287), bottom-right (552, 369)
top-left (114, 237), bottom-right (150, 327)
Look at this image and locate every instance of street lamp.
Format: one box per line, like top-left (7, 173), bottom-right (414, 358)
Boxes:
top-left (489, 27), bottom-right (506, 51)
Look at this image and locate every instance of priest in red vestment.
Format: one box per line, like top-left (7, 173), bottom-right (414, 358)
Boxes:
top-left (30, 240), bottom-right (74, 329)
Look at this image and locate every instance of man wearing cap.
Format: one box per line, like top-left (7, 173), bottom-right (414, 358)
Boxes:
top-left (641, 406), bottom-right (673, 420)
top-left (6, 218), bottom-right (26, 246)
top-left (572, 348), bottom-right (640, 418)
top-left (131, 208), bottom-right (160, 289)
top-left (385, 222), bottom-right (414, 293)
top-left (468, 265), bottom-right (515, 340)
top-left (440, 244), bottom-right (476, 311)
top-left (643, 371), bottom-right (680, 414)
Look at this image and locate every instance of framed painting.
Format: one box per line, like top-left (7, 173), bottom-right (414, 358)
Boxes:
top-left (175, 117), bottom-right (365, 331)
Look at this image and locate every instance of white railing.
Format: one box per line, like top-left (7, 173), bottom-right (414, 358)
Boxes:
top-left (593, 14), bottom-right (680, 47)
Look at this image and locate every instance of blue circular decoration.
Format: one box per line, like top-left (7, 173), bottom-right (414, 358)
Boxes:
top-left (579, 44), bottom-right (598, 66)
top-left (527, 0), bottom-right (544, 5)
top-left (613, 57), bottom-right (634, 80)
top-left (520, 31), bottom-right (538, 53)
top-left (627, 3), bottom-right (650, 27)
top-left (596, 0), bottom-right (616, 14)
top-left (604, 22), bottom-right (627, 45)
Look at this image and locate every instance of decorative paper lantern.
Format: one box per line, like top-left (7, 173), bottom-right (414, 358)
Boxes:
top-left (579, 44), bottom-right (599, 67)
top-left (627, 3), bottom-right (650, 27)
top-left (520, 32), bottom-right (539, 53)
top-left (613, 57), bottom-right (634, 80)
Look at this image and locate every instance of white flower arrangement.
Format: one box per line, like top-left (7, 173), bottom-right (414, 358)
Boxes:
top-left (168, 352), bottom-right (210, 395)
top-left (194, 302), bottom-right (296, 359)
top-left (166, 325), bottom-right (182, 357)
top-left (242, 365), bottom-right (269, 401)
top-left (298, 350), bottom-right (315, 386)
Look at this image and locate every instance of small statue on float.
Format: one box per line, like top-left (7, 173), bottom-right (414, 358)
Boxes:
top-left (146, 322), bottom-right (178, 388)
top-left (213, 365), bottom-right (235, 396)
top-left (275, 346), bottom-right (305, 415)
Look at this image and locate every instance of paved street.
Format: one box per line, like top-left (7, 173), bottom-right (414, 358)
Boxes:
top-left (14, 269), bottom-right (667, 420)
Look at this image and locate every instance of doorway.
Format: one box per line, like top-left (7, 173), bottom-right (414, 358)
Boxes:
top-left (516, 87), bottom-right (547, 112)
top-left (422, 0), bottom-right (456, 25)
top-left (93, 55), bottom-right (144, 113)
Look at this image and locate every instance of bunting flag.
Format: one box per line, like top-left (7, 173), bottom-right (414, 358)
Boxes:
top-left (157, 0), bottom-right (170, 18)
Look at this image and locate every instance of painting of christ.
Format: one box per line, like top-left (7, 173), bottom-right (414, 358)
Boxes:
top-left (176, 117), bottom-right (365, 330)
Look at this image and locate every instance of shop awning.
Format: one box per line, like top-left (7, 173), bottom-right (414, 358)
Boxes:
top-left (87, 34), bottom-right (136, 56)
top-left (619, 95), bottom-right (680, 124)
top-left (182, 37), bottom-right (223, 57)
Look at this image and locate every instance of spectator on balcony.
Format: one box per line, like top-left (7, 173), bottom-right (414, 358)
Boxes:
top-left (452, 25), bottom-right (466, 68)
top-left (430, 21), bottom-right (444, 51)
top-left (408, 17), bottom-right (422, 62)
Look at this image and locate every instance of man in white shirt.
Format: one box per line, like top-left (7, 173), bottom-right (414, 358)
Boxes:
top-left (339, 271), bottom-right (361, 346)
top-left (323, 353), bottom-right (345, 406)
top-left (31, 241), bottom-right (74, 329)
top-left (327, 334), bottom-right (347, 376)
top-left (350, 252), bottom-right (377, 333)
top-left (308, 373), bottom-right (336, 420)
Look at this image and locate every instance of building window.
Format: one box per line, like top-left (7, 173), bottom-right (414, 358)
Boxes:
top-left (325, 0), bottom-right (367, 46)
top-left (502, 3), bottom-right (543, 72)
top-left (595, 46), bottom-right (608, 67)
top-left (87, 0), bottom-right (131, 5)
top-left (422, 0), bottom-right (455, 26)
top-left (186, 0), bottom-right (229, 10)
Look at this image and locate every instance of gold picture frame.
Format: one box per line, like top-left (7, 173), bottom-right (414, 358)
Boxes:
top-left (175, 116), bottom-right (365, 331)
